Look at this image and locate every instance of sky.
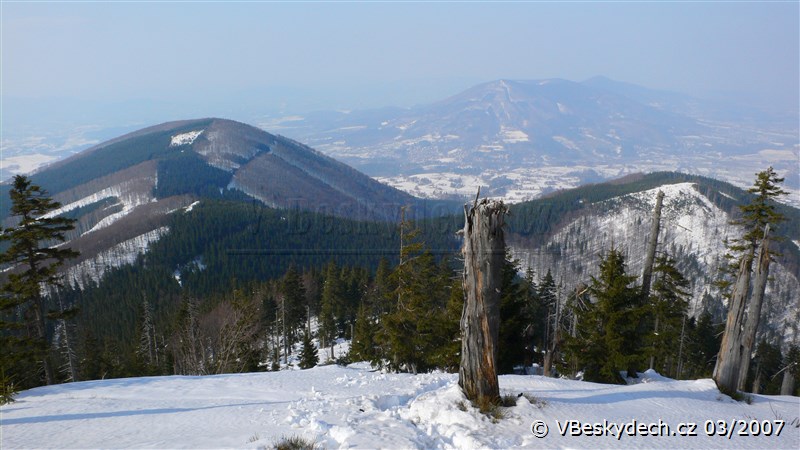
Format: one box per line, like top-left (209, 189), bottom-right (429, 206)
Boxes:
top-left (2, 1), bottom-right (799, 115)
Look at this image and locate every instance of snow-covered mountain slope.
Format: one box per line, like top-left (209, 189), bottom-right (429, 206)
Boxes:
top-left (509, 182), bottom-right (800, 343)
top-left (265, 78), bottom-right (799, 206)
top-left (63, 227), bottom-right (169, 289)
top-left (1, 118), bottom-right (441, 289)
top-left (2, 364), bottom-right (798, 449)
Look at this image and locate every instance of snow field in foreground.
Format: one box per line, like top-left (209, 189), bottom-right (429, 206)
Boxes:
top-left (1, 365), bottom-right (798, 449)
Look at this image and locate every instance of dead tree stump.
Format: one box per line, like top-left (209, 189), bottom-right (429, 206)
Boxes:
top-left (641, 190), bottom-right (664, 297)
top-left (737, 225), bottom-right (771, 391)
top-left (459, 197), bottom-right (507, 407)
top-left (713, 248), bottom-right (753, 395)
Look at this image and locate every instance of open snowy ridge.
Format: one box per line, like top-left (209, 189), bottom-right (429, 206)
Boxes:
top-left (1, 364), bottom-right (798, 449)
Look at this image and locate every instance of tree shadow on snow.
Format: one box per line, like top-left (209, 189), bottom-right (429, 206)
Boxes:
top-left (1, 401), bottom-right (279, 425)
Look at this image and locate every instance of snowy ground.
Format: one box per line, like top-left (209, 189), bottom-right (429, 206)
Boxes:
top-left (2, 363), bottom-right (798, 449)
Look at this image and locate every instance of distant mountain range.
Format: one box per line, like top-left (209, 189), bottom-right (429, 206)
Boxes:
top-left (261, 77), bottom-right (798, 205)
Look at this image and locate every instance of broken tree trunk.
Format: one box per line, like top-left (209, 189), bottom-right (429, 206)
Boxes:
top-left (713, 248), bottom-right (753, 395)
top-left (737, 225), bottom-right (771, 391)
top-left (641, 190), bottom-right (665, 297)
top-left (459, 197), bottom-right (507, 407)
top-left (780, 365), bottom-right (796, 396)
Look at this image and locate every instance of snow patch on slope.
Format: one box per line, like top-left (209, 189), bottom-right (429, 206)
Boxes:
top-left (169, 130), bottom-right (204, 147)
top-left (44, 177), bottom-right (157, 234)
top-left (500, 127), bottom-right (529, 143)
top-left (184, 200), bottom-right (200, 212)
top-left (64, 227), bottom-right (169, 289)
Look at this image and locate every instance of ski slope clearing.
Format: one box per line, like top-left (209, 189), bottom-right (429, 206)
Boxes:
top-left (1, 365), bottom-right (798, 449)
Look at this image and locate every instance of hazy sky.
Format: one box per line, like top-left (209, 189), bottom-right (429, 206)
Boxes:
top-left (2, 1), bottom-right (798, 112)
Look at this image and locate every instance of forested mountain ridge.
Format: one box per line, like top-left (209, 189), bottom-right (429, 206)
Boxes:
top-left (505, 172), bottom-right (800, 345)
top-left (0, 118), bottom-right (458, 287)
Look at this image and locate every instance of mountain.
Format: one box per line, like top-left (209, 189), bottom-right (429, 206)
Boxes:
top-left (264, 78), bottom-right (799, 205)
top-left (504, 172), bottom-right (800, 344)
top-left (1, 118), bottom-right (454, 286)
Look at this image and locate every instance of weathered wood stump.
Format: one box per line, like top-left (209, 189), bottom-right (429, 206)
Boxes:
top-left (738, 225), bottom-right (771, 391)
top-left (713, 249), bottom-right (753, 395)
top-left (641, 190), bottom-right (664, 297)
top-left (459, 197), bottom-right (507, 406)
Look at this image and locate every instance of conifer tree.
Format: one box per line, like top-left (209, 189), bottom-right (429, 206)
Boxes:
top-left (714, 167), bottom-right (787, 395)
top-left (497, 254), bottom-right (529, 374)
top-left (645, 255), bottom-right (690, 375)
top-left (428, 276), bottom-right (464, 373)
top-left (349, 302), bottom-right (377, 363)
top-left (734, 167), bottom-right (787, 250)
top-left (371, 257), bottom-right (393, 316)
top-left (319, 261), bottom-right (341, 361)
top-left (297, 328), bottom-right (319, 369)
top-left (137, 298), bottom-right (157, 373)
top-left (281, 264), bottom-right (307, 346)
top-left (1, 175), bottom-right (79, 387)
top-left (538, 269), bottom-right (558, 374)
top-left (566, 248), bottom-right (644, 384)
top-left (684, 312), bottom-right (722, 378)
top-left (378, 213), bottom-right (454, 374)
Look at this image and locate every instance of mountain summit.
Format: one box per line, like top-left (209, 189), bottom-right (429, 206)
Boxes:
top-left (25, 118), bottom-right (418, 220)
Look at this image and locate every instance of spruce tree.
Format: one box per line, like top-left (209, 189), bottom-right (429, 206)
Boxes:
top-left (735, 167), bottom-right (787, 249)
top-left (319, 261), bottom-right (341, 361)
top-left (497, 254), bottom-right (529, 374)
top-left (538, 270), bottom-right (557, 361)
top-left (645, 255), bottom-right (690, 375)
top-left (349, 302), bottom-right (377, 363)
top-left (1, 175), bottom-right (79, 387)
top-left (378, 214), bottom-right (454, 374)
top-left (297, 329), bottom-right (319, 369)
top-left (281, 264), bottom-right (307, 346)
top-left (566, 248), bottom-right (644, 384)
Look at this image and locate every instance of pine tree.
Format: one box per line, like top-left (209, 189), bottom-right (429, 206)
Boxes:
top-left (1, 175), bottom-right (79, 387)
top-left (297, 328), bottom-right (319, 369)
